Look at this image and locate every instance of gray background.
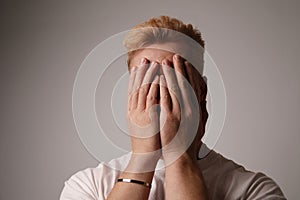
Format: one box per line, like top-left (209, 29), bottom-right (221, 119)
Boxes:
top-left (1, 0), bottom-right (299, 199)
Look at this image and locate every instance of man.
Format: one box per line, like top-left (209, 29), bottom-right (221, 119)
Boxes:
top-left (60, 16), bottom-right (285, 200)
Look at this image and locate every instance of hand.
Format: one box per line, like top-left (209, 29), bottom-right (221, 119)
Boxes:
top-left (127, 58), bottom-right (161, 156)
top-left (159, 54), bottom-right (207, 163)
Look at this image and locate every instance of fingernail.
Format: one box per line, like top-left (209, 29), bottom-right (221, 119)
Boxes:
top-left (162, 59), bottom-right (167, 66)
top-left (130, 67), bottom-right (136, 73)
top-left (141, 58), bottom-right (147, 64)
top-left (174, 54), bottom-right (180, 61)
top-left (152, 61), bottom-right (159, 67)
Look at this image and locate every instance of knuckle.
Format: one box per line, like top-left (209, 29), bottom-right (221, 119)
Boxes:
top-left (166, 115), bottom-right (180, 124)
top-left (185, 108), bottom-right (194, 118)
top-left (139, 86), bottom-right (148, 95)
top-left (146, 95), bottom-right (155, 102)
top-left (182, 82), bottom-right (190, 91)
top-left (178, 79), bottom-right (185, 86)
top-left (162, 94), bottom-right (170, 100)
top-left (137, 102), bottom-right (145, 109)
top-left (170, 85), bottom-right (179, 93)
top-left (132, 85), bottom-right (139, 93)
top-left (132, 90), bottom-right (139, 97)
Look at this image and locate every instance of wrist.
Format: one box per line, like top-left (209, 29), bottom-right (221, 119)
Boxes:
top-left (165, 152), bottom-right (198, 170)
top-left (125, 151), bottom-right (160, 173)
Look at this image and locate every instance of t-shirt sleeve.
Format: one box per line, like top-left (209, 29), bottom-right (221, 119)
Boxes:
top-left (60, 168), bottom-right (101, 200)
top-left (243, 172), bottom-right (286, 200)
top-left (60, 165), bottom-right (117, 200)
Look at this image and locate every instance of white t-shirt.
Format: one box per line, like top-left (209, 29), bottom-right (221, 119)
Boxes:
top-left (60, 149), bottom-right (285, 200)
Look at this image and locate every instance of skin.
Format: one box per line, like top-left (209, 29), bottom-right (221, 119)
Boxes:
top-left (107, 43), bottom-right (209, 200)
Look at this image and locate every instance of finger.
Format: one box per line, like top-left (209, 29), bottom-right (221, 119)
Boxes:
top-left (142, 62), bottom-right (159, 86)
top-left (185, 60), bottom-right (207, 101)
top-left (128, 67), bottom-right (137, 111)
top-left (161, 59), bottom-right (180, 111)
top-left (133, 58), bottom-right (149, 89)
top-left (160, 75), bottom-right (171, 111)
top-left (128, 66), bottom-right (137, 95)
top-left (184, 60), bottom-right (199, 102)
top-left (132, 58), bottom-right (149, 109)
top-left (138, 62), bottom-right (159, 109)
top-left (173, 54), bottom-right (186, 77)
top-left (146, 75), bottom-right (159, 108)
top-left (131, 91), bottom-right (139, 110)
top-left (172, 55), bottom-right (193, 109)
top-left (184, 61), bottom-right (196, 90)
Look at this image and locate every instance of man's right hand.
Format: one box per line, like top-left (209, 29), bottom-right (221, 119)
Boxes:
top-left (127, 58), bottom-right (161, 155)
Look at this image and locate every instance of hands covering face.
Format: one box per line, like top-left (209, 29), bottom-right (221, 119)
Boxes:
top-left (127, 55), bottom-right (207, 162)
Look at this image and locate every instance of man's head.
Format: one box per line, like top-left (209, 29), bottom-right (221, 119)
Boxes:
top-left (123, 16), bottom-right (209, 145)
top-left (124, 15), bottom-right (207, 100)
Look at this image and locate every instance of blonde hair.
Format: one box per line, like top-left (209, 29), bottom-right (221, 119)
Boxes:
top-left (124, 16), bottom-right (205, 69)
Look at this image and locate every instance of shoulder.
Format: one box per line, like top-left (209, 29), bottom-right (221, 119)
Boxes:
top-left (60, 154), bottom-right (129, 200)
top-left (201, 150), bottom-right (286, 200)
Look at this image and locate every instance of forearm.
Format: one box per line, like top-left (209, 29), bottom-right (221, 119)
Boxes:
top-left (110, 57), bottom-right (162, 199)
top-left (165, 153), bottom-right (208, 200)
top-left (107, 154), bottom-right (158, 200)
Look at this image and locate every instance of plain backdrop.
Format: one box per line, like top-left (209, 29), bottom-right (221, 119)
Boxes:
top-left (1, 1), bottom-right (299, 199)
